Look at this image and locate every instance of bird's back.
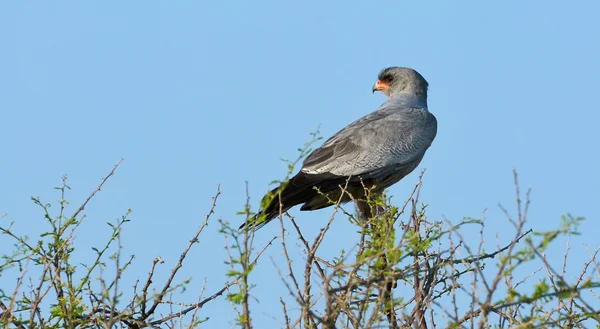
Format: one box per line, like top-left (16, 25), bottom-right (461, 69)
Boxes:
top-left (303, 93), bottom-right (436, 177)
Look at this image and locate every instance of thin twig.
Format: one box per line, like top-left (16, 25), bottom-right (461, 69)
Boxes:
top-left (144, 184), bottom-right (220, 319)
top-left (71, 159), bottom-right (123, 219)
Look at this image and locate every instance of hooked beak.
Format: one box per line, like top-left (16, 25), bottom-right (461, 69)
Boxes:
top-left (372, 80), bottom-right (389, 93)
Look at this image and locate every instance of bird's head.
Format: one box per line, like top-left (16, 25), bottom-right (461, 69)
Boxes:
top-left (372, 67), bottom-right (429, 99)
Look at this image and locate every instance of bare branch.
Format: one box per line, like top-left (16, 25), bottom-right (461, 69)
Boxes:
top-left (143, 184), bottom-right (221, 319)
top-left (71, 158), bottom-right (123, 219)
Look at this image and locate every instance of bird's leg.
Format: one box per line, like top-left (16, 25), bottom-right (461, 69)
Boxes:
top-left (355, 179), bottom-right (383, 221)
top-left (355, 200), bottom-right (372, 221)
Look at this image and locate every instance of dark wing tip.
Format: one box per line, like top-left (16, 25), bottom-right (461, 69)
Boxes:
top-left (239, 214), bottom-right (272, 232)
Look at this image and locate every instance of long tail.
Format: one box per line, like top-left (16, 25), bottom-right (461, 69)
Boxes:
top-left (238, 171), bottom-right (348, 231)
top-left (237, 185), bottom-right (287, 231)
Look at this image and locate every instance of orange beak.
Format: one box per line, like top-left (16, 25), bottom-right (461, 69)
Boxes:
top-left (372, 80), bottom-right (389, 93)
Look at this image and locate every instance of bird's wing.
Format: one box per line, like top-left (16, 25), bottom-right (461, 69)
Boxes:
top-left (301, 106), bottom-right (437, 177)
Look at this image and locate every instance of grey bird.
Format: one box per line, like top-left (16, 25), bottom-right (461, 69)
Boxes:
top-left (240, 67), bottom-right (437, 230)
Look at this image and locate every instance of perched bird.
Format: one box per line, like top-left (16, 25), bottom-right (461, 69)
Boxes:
top-left (240, 67), bottom-right (437, 230)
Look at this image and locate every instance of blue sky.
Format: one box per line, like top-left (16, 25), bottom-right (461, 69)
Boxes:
top-left (1, 1), bottom-right (599, 327)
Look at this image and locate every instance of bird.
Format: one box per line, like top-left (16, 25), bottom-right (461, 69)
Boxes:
top-left (240, 67), bottom-right (437, 231)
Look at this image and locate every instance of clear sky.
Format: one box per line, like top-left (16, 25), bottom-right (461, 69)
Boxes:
top-left (1, 1), bottom-right (599, 327)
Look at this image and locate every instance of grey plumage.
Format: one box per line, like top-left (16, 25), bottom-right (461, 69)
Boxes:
top-left (240, 67), bottom-right (437, 230)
